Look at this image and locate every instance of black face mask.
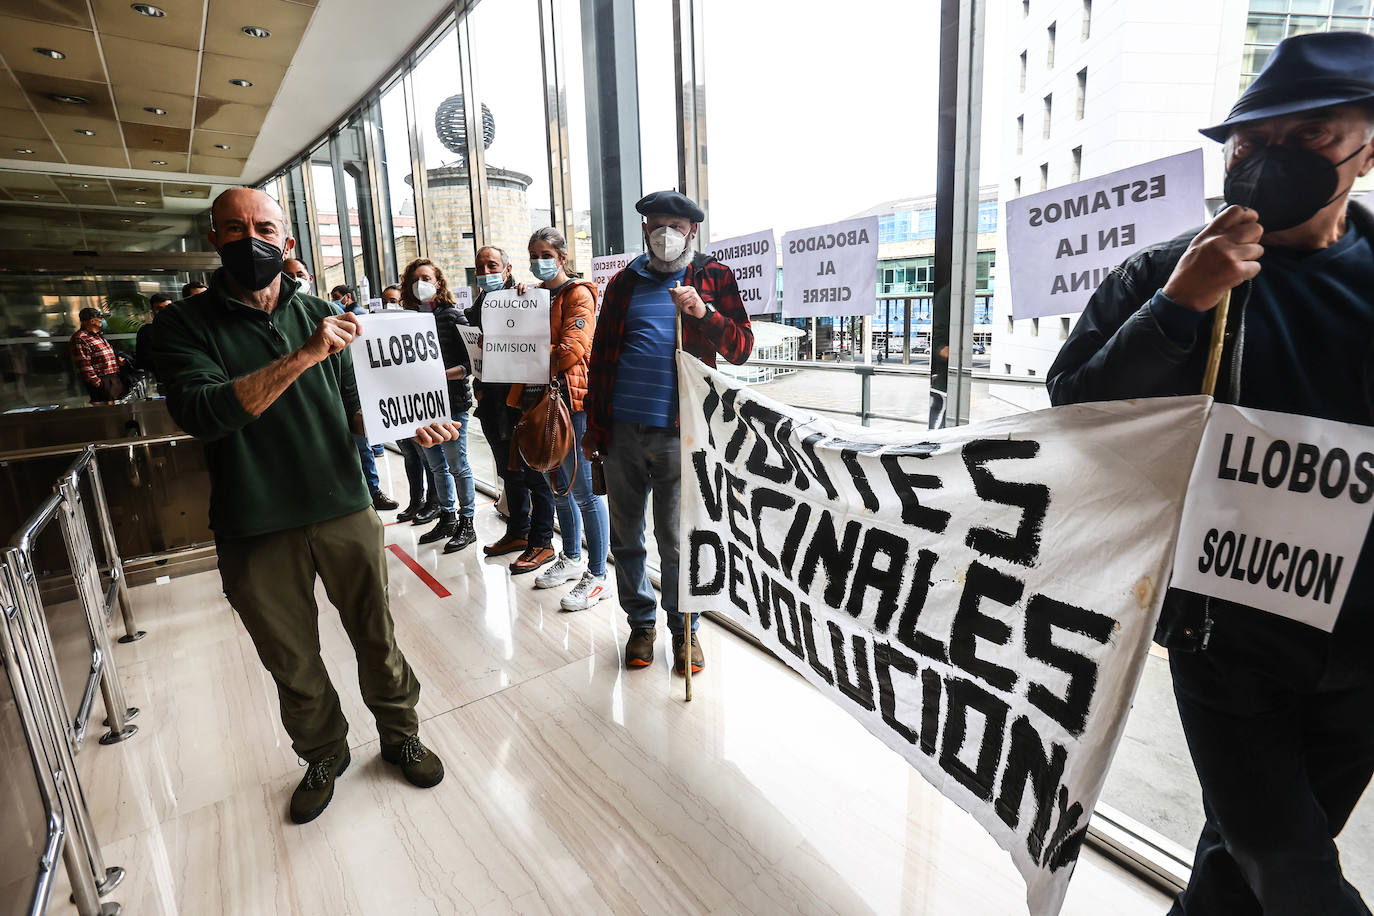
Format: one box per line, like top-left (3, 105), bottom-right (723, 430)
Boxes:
top-left (219, 236), bottom-right (285, 291)
top-left (1223, 141), bottom-right (1368, 232)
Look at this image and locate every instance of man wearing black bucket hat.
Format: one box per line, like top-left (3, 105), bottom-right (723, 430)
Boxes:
top-left (1049, 31), bottom-right (1374, 915)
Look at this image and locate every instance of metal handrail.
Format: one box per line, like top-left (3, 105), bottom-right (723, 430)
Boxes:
top-left (0, 433), bottom-right (194, 464)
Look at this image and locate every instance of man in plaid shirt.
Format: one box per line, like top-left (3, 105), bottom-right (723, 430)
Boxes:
top-left (583, 190), bottom-right (753, 673)
top-left (69, 306), bottom-right (127, 403)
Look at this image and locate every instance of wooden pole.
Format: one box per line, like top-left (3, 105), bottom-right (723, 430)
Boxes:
top-left (675, 288), bottom-right (692, 702)
top-left (1201, 290), bottom-right (1232, 398)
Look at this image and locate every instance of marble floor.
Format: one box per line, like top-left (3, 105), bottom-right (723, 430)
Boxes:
top-left (49, 481), bottom-right (1175, 915)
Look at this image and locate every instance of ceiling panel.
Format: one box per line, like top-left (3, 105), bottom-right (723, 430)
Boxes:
top-left (60, 187), bottom-right (119, 206)
top-left (0, 68), bottom-right (29, 109)
top-left (17, 72), bottom-right (116, 118)
top-left (0, 136), bottom-right (61, 159)
top-left (113, 87), bottom-right (194, 128)
top-left (60, 144), bottom-right (129, 167)
top-left (197, 52), bottom-right (285, 105)
top-left (136, 151), bottom-right (188, 171)
top-left (120, 121), bottom-right (191, 151)
top-left (90, 0), bottom-right (205, 50)
top-left (188, 153), bottom-right (244, 177)
top-left (163, 183), bottom-right (211, 199)
top-left (100, 35), bottom-right (200, 93)
top-left (0, 0), bottom-right (93, 30)
top-left (0, 19), bottom-right (105, 83)
top-left (39, 112), bottom-right (123, 145)
top-left (204, 0), bottom-right (312, 65)
top-left (193, 97), bottom-right (268, 134)
top-left (191, 128), bottom-right (252, 159)
top-left (0, 171), bottom-right (58, 190)
top-left (0, 107), bottom-right (53, 140)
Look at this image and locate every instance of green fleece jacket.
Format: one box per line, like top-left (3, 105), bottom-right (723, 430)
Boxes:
top-left (152, 269), bottom-right (368, 538)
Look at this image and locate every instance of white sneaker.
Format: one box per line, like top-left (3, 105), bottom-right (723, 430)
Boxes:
top-left (561, 571), bottom-right (608, 611)
top-left (535, 552), bottom-right (583, 589)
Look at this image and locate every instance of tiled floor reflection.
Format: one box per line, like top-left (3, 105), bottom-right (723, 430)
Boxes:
top-left (53, 466), bottom-right (1172, 915)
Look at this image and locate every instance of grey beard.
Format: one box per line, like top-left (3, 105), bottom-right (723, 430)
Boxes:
top-left (646, 246), bottom-right (693, 274)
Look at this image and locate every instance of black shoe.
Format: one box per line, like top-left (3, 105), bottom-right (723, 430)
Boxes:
top-left (443, 517), bottom-right (477, 553)
top-left (380, 735), bottom-right (445, 788)
top-left (411, 499), bottom-right (440, 525)
top-left (372, 490), bottom-right (399, 511)
top-left (419, 511), bottom-right (458, 545)
top-left (395, 500), bottom-right (423, 523)
top-left (289, 749), bottom-right (351, 824)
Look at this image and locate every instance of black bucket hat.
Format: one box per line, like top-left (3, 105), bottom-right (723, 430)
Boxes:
top-left (1200, 30), bottom-right (1374, 142)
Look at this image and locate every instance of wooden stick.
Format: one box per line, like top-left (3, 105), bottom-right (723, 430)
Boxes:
top-left (684, 613), bottom-right (693, 701)
top-left (1201, 289), bottom-right (1232, 398)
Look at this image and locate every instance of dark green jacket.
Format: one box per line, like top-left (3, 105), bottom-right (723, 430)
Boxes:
top-left (152, 269), bottom-right (369, 539)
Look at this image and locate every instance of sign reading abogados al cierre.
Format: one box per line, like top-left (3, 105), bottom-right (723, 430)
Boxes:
top-left (349, 312), bottom-right (451, 443)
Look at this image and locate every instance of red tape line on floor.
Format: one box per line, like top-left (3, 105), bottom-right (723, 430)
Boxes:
top-left (385, 544), bottom-right (451, 598)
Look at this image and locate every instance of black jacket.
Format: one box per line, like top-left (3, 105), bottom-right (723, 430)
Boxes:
top-left (431, 301), bottom-right (473, 417)
top-left (1047, 201), bottom-right (1374, 650)
top-left (465, 278), bottom-right (517, 428)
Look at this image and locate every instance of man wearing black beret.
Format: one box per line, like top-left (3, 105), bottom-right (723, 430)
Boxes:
top-left (1050, 31), bottom-right (1374, 915)
top-left (583, 190), bottom-right (753, 674)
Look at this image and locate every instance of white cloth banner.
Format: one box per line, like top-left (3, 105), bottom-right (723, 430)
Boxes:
top-left (457, 326), bottom-right (483, 382)
top-left (1005, 149), bottom-right (1206, 320)
top-left (1170, 403), bottom-right (1374, 632)
top-left (677, 354), bottom-right (1210, 915)
top-left (592, 253), bottom-right (635, 314)
top-left (351, 312), bottom-right (450, 444)
top-left (781, 216), bottom-right (878, 318)
top-left (707, 229), bottom-right (777, 315)
top-left (481, 288), bottom-right (550, 384)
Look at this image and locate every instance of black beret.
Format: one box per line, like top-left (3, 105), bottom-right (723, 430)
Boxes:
top-left (635, 190), bottom-right (704, 222)
top-left (78, 307), bottom-right (102, 321)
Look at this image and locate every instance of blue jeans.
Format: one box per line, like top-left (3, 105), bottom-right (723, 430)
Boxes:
top-left (421, 411), bottom-right (475, 518)
top-left (554, 411), bottom-right (609, 576)
top-left (353, 434), bottom-right (380, 494)
top-left (603, 419), bottom-right (693, 633)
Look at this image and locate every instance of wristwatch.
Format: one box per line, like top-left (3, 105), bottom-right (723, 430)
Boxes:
top-left (700, 301), bottom-right (716, 319)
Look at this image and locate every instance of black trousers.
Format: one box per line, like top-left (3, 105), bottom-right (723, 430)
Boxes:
top-left (1168, 612), bottom-right (1374, 916)
top-left (476, 404), bottom-right (553, 545)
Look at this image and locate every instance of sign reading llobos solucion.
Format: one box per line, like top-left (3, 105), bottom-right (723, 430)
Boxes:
top-left (1171, 404), bottom-right (1374, 633)
top-left (708, 229), bottom-right (777, 315)
top-left (781, 216), bottom-right (879, 319)
top-left (1005, 149), bottom-right (1205, 321)
top-left (351, 311), bottom-right (450, 444)
top-left (481, 287), bottom-right (551, 384)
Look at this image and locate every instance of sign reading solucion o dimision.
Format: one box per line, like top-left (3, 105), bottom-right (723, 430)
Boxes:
top-left (480, 288), bottom-right (551, 384)
top-left (1005, 149), bottom-right (1205, 321)
top-left (781, 216), bottom-right (878, 319)
top-left (351, 312), bottom-right (450, 444)
top-left (1171, 404), bottom-right (1374, 633)
top-left (708, 229), bottom-right (777, 315)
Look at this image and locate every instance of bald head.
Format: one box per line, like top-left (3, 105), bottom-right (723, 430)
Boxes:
top-left (208, 187), bottom-right (293, 257)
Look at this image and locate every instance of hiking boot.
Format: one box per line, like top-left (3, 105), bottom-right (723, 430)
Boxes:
top-left (419, 511), bottom-right (458, 545)
top-left (411, 496), bottom-right (440, 525)
top-left (510, 545), bottom-right (556, 575)
top-left (673, 631), bottom-right (705, 675)
top-left (484, 532), bottom-right (528, 557)
top-left (625, 626), bottom-right (656, 668)
top-left (561, 571), bottom-right (608, 611)
top-left (379, 735), bottom-right (445, 788)
top-left (395, 500), bottom-right (424, 523)
top-left (535, 552), bottom-right (583, 589)
top-left (289, 749), bottom-right (351, 824)
top-left (372, 490), bottom-right (399, 511)
top-left (443, 517), bottom-right (477, 553)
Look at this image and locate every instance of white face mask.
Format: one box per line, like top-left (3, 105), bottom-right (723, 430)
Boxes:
top-left (648, 226), bottom-right (688, 263)
top-left (294, 276), bottom-right (311, 295)
top-left (412, 279), bottom-right (437, 304)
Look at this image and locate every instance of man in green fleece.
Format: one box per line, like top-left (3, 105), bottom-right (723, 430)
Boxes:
top-left (154, 188), bottom-right (456, 824)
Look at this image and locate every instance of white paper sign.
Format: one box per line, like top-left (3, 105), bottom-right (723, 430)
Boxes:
top-left (678, 354), bottom-right (1210, 915)
top-left (781, 216), bottom-right (878, 318)
top-left (592, 253), bottom-right (635, 314)
top-left (350, 312), bottom-right (450, 444)
top-left (453, 285), bottom-right (472, 314)
top-left (707, 229), bottom-right (777, 315)
top-left (481, 288), bottom-right (550, 384)
top-left (1170, 404), bottom-right (1374, 632)
top-left (457, 326), bottom-right (483, 381)
top-left (1005, 149), bottom-right (1205, 320)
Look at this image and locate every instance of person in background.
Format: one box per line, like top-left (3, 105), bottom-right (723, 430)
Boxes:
top-left (330, 285), bottom-right (366, 316)
top-left (181, 281), bottom-right (208, 299)
top-left (70, 306), bottom-right (129, 403)
top-left (515, 228), bottom-right (608, 607)
top-left (381, 284), bottom-right (402, 308)
top-left (467, 246), bottom-right (556, 562)
top-left (136, 292), bottom-right (172, 382)
top-left (283, 260), bottom-right (313, 298)
top-left (401, 258), bottom-right (476, 548)
top-left (584, 190), bottom-right (753, 673)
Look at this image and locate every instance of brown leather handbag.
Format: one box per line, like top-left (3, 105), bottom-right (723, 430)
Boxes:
top-left (514, 375), bottom-right (576, 495)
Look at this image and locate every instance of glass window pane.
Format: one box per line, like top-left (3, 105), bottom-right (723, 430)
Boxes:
top-left (1243, 43), bottom-right (1275, 73)
top-left (411, 25), bottom-right (478, 284)
top-left (310, 146), bottom-right (345, 294)
top-left (1288, 13), bottom-right (1332, 33)
top-left (559, 0), bottom-right (594, 272)
top-left (1333, 0), bottom-right (1369, 13)
top-left (283, 163), bottom-right (317, 278)
top-left (379, 77), bottom-right (418, 284)
top-left (1246, 14), bottom-right (1288, 43)
top-left (1290, 0), bottom-right (1331, 12)
top-left (636, 0), bottom-right (678, 198)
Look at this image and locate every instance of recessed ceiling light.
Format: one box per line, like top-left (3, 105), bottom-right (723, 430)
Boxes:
top-left (143, 106), bottom-right (167, 115)
top-left (213, 143), bottom-right (231, 150)
top-left (14, 147), bottom-right (34, 154)
top-left (49, 93), bottom-right (89, 105)
top-left (180, 189), bottom-right (195, 194)
top-left (73, 128), bottom-right (96, 136)
top-left (121, 218), bottom-right (132, 223)
top-left (241, 26), bottom-right (270, 38)
top-left (150, 160), bottom-right (168, 165)
top-left (79, 183), bottom-right (89, 188)
top-left (133, 186), bottom-right (147, 191)
top-left (228, 78), bottom-right (253, 88)
top-left (34, 48), bottom-right (66, 60)
top-left (131, 3), bottom-right (165, 17)
top-left (134, 200), bottom-right (147, 205)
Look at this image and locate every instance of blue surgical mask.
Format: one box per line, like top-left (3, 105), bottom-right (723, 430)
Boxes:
top-left (531, 258), bottom-right (559, 282)
top-left (100, 318), bottom-right (108, 330)
top-left (476, 272), bottom-right (505, 293)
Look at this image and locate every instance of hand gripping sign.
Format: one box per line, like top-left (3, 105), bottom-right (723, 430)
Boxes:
top-left (350, 311), bottom-right (450, 444)
top-left (481, 288), bottom-right (551, 384)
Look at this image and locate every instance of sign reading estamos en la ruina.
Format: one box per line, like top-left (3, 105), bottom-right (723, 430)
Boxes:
top-left (349, 312), bottom-right (450, 444)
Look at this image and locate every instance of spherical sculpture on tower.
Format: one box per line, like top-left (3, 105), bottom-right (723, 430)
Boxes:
top-left (434, 95), bottom-right (496, 165)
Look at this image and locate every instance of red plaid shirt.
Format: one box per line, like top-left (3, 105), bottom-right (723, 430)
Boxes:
top-left (584, 252), bottom-right (753, 452)
top-left (70, 328), bottom-right (118, 388)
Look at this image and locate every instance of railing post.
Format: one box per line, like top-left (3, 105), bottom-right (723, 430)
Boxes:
top-left (86, 450), bottom-right (144, 643)
top-left (856, 365), bottom-right (874, 427)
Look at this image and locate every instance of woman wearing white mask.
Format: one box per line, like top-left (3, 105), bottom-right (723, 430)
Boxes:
top-left (400, 258), bottom-right (476, 551)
